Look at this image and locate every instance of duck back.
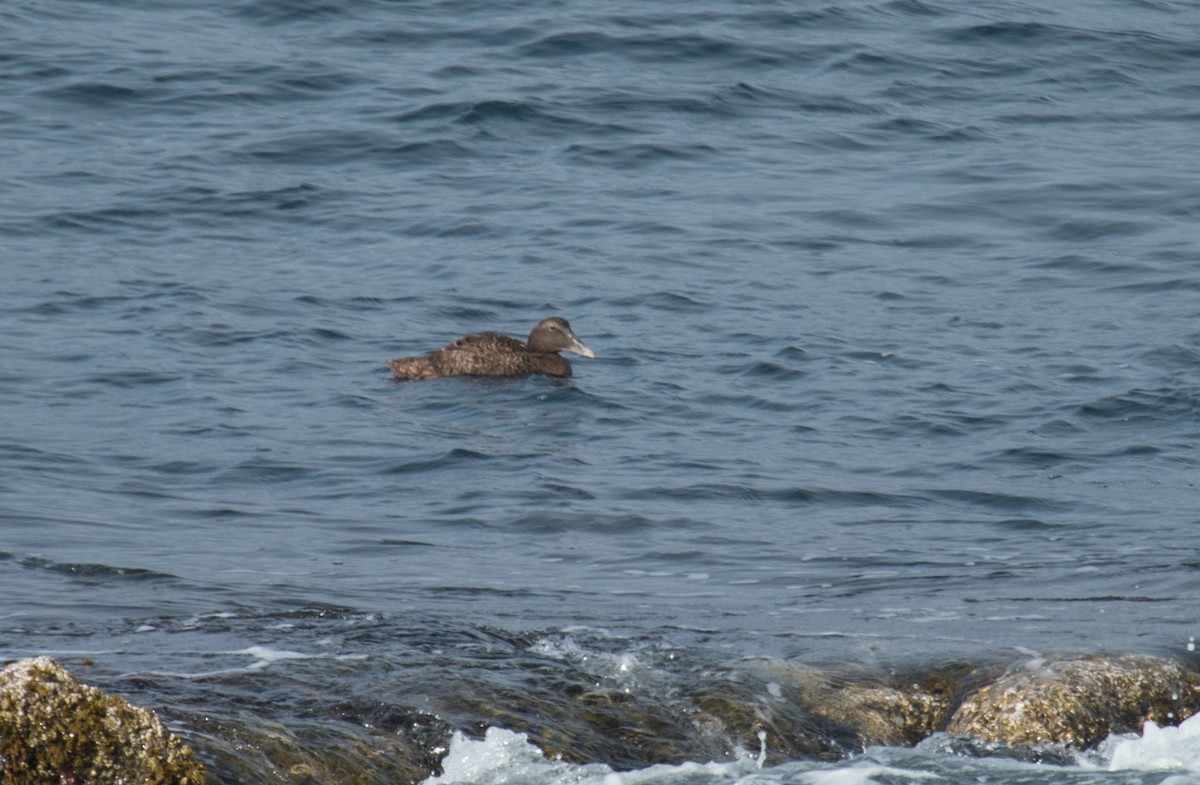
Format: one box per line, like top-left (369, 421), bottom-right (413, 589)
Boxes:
top-left (386, 332), bottom-right (572, 380)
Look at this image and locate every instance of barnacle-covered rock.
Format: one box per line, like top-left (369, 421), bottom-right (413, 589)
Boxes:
top-left (0, 656), bottom-right (205, 784)
top-left (946, 654), bottom-right (1200, 748)
top-left (768, 661), bottom-right (976, 749)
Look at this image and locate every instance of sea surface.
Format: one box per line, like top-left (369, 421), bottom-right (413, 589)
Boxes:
top-left (2, 0), bottom-right (1200, 782)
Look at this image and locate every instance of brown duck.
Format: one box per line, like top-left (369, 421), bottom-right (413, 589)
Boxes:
top-left (386, 316), bottom-right (596, 381)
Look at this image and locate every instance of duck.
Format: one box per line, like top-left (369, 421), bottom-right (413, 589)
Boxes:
top-left (386, 316), bottom-right (596, 381)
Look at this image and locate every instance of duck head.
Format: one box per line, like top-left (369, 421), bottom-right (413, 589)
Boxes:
top-left (527, 317), bottom-right (596, 358)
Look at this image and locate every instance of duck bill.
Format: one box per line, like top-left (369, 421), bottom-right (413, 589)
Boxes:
top-left (566, 331), bottom-right (596, 359)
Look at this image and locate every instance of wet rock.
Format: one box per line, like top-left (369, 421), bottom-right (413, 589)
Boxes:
top-left (430, 679), bottom-right (708, 769)
top-left (0, 656), bottom-right (206, 784)
top-left (687, 677), bottom-right (861, 763)
top-left (768, 661), bottom-right (980, 749)
top-left (946, 654), bottom-right (1200, 749)
top-left (419, 663), bottom-right (840, 768)
top-left (820, 681), bottom-right (952, 747)
top-left (187, 712), bottom-right (450, 785)
top-left (919, 732), bottom-right (1079, 765)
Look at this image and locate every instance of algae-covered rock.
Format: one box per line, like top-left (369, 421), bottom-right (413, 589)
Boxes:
top-left (768, 661), bottom-right (977, 749)
top-left (687, 678), bottom-right (861, 763)
top-left (820, 681), bottom-right (953, 747)
top-left (188, 709), bottom-right (452, 785)
top-left (946, 654), bottom-right (1200, 749)
top-left (0, 656), bottom-right (206, 784)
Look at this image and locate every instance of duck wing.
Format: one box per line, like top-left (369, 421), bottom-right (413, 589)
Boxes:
top-left (387, 332), bottom-right (535, 380)
top-left (445, 332), bottom-right (526, 354)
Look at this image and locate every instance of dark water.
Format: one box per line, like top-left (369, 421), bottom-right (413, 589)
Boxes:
top-left (3, 0), bottom-right (1200, 782)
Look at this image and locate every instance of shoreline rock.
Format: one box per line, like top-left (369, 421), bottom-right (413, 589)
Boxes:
top-left (6, 650), bottom-right (1200, 784)
top-left (0, 656), bottom-right (206, 785)
top-left (945, 653), bottom-right (1200, 748)
top-left (771, 652), bottom-right (1200, 754)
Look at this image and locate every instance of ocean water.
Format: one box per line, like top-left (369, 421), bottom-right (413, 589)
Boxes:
top-left (2, 0), bottom-right (1200, 782)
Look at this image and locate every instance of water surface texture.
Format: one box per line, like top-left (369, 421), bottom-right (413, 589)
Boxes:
top-left (2, 0), bottom-right (1200, 782)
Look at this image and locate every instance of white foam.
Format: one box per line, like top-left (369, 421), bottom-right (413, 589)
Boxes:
top-left (1098, 714), bottom-right (1200, 773)
top-left (425, 728), bottom-right (608, 785)
top-left (237, 645), bottom-right (313, 664)
top-left (798, 763), bottom-right (940, 785)
top-left (421, 725), bottom-right (973, 785)
top-left (527, 634), bottom-right (651, 691)
top-left (424, 727), bottom-right (766, 785)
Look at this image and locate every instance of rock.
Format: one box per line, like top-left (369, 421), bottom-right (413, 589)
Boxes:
top-left (0, 656), bottom-right (206, 784)
top-left (946, 654), bottom-right (1200, 749)
top-left (768, 661), bottom-right (977, 749)
top-left (819, 681), bottom-right (953, 747)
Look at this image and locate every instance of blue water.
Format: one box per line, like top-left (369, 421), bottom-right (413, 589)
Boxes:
top-left (3, 0), bottom-right (1200, 782)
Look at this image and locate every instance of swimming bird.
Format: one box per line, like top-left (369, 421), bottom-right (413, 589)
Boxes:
top-left (386, 316), bottom-right (596, 381)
